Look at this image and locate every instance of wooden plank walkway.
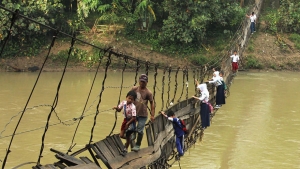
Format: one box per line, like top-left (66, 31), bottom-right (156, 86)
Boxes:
top-left (37, 97), bottom-right (205, 169)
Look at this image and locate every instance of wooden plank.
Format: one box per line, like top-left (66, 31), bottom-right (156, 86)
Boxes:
top-left (39, 164), bottom-right (57, 169)
top-left (108, 146), bottom-right (154, 169)
top-left (151, 120), bottom-right (159, 141)
top-left (90, 144), bottom-right (106, 160)
top-left (55, 154), bottom-right (85, 166)
top-left (87, 146), bottom-right (101, 167)
top-left (112, 134), bottom-right (125, 152)
top-left (51, 148), bottom-right (85, 166)
top-left (54, 162), bottom-right (67, 169)
top-left (121, 147), bottom-right (162, 169)
top-left (109, 124), bottom-right (175, 169)
top-left (94, 141), bottom-right (115, 163)
top-left (145, 125), bottom-right (153, 146)
top-left (79, 156), bottom-right (93, 164)
top-left (104, 137), bottom-right (121, 156)
top-left (102, 138), bottom-right (119, 157)
top-left (70, 146), bottom-right (88, 156)
top-left (65, 163), bottom-right (101, 169)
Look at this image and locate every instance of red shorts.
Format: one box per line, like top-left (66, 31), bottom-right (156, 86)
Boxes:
top-left (121, 118), bottom-right (129, 131)
top-left (121, 118), bottom-right (136, 130)
top-left (232, 62), bottom-right (238, 71)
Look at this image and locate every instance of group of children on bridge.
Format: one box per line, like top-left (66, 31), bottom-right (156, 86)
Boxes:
top-left (112, 51), bottom-right (239, 157)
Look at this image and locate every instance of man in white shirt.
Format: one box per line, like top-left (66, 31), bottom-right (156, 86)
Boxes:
top-left (230, 51), bottom-right (239, 75)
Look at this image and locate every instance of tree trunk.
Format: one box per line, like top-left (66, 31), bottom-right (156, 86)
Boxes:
top-left (240, 0), bottom-right (244, 7)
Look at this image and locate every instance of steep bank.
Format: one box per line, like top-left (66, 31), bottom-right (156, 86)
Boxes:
top-left (243, 31), bottom-right (300, 70)
top-left (0, 34), bottom-right (191, 72)
top-left (1, 30), bottom-right (300, 72)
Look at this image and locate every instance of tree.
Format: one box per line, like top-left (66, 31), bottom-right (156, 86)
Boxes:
top-left (160, 0), bottom-right (244, 44)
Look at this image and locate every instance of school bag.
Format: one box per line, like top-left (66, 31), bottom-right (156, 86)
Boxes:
top-left (221, 80), bottom-right (227, 90)
top-left (178, 119), bottom-right (189, 135)
top-left (207, 102), bottom-right (214, 113)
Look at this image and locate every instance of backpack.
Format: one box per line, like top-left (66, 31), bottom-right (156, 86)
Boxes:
top-left (207, 102), bottom-right (214, 113)
top-left (221, 80), bottom-right (227, 90)
top-left (179, 119), bottom-right (189, 135)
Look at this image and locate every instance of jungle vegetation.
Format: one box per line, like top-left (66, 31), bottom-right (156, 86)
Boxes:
top-left (0, 0), bottom-right (299, 65)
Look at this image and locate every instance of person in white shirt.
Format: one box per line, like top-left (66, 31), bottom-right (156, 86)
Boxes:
top-left (230, 51), bottom-right (239, 74)
top-left (193, 81), bottom-right (211, 129)
top-left (246, 12), bottom-right (256, 34)
top-left (207, 71), bottom-right (225, 109)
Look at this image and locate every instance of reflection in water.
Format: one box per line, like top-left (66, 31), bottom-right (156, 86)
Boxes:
top-left (0, 71), bottom-right (300, 168)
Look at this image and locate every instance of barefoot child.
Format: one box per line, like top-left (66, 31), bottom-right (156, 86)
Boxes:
top-left (113, 90), bottom-right (137, 155)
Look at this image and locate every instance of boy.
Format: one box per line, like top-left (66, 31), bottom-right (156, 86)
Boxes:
top-left (113, 90), bottom-right (137, 155)
top-left (161, 110), bottom-right (184, 157)
top-left (230, 51), bottom-right (239, 75)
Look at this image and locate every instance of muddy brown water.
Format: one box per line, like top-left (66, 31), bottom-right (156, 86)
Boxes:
top-left (0, 71), bottom-right (299, 168)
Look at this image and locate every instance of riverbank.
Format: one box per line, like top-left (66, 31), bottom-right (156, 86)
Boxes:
top-left (1, 31), bottom-right (300, 72)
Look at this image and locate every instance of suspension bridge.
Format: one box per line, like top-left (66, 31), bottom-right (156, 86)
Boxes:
top-left (0, 1), bottom-right (263, 169)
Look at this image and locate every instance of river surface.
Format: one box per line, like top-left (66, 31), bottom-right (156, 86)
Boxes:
top-left (0, 71), bottom-right (299, 169)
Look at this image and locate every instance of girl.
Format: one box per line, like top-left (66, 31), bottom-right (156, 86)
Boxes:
top-left (113, 90), bottom-right (137, 155)
top-left (193, 80), bottom-right (211, 129)
top-left (208, 71), bottom-right (225, 108)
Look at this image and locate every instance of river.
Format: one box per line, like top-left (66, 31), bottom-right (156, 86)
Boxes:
top-left (0, 71), bottom-right (299, 169)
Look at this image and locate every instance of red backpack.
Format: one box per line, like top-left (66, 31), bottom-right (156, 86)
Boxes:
top-left (179, 119), bottom-right (189, 135)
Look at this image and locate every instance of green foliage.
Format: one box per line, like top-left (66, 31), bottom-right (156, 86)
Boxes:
top-left (0, 0), bottom-right (64, 40)
top-left (288, 34), bottom-right (300, 50)
top-left (289, 34), bottom-right (300, 43)
top-left (247, 44), bottom-right (254, 52)
top-left (0, 37), bottom-right (47, 58)
top-left (244, 55), bottom-right (263, 69)
top-left (262, 8), bottom-right (279, 33)
top-left (160, 0), bottom-right (244, 43)
top-left (263, 1), bottom-right (300, 33)
top-left (51, 47), bottom-right (88, 62)
top-left (189, 54), bottom-right (209, 66)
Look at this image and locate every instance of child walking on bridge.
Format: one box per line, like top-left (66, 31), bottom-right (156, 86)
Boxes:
top-left (193, 81), bottom-right (211, 129)
top-left (113, 90), bottom-right (137, 155)
top-left (208, 71), bottom-right (225, 108)
top-left (161, 110), bottom-right (185, 157)
top-left (230, 51), bottom-right (240, 75)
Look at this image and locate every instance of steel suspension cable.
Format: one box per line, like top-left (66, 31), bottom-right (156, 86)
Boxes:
top-left (0, 9), bottom-right (18, 57)
top-left (160, 67), bottom-right (167, 111)
top-left (66, 49), bottom-right (106, 154)
top-left (170, 67), bottom-right (180, 105)
top-left (133, 60), bottom-right (140, 86)
top-left (193, 69), bottom-right (197, 94)
top-left (89, 52), bottom-right (112, 144)
top-left (166, 67), bottom-right (171, 109)
top-left (36, 33), bottom-right (76, 166)
top-left (153, 64), bottom-right (158, 107)
top-left (109, 56), bottom-right (128, 136)
top-left (1, 30), bottom-right (59, 169)
top-left (178, 69), bottom-right (186, 103)
top-left (145, 61), bottom-right (150, 76)
top-left (185, 67), bottom-right (189, 100)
